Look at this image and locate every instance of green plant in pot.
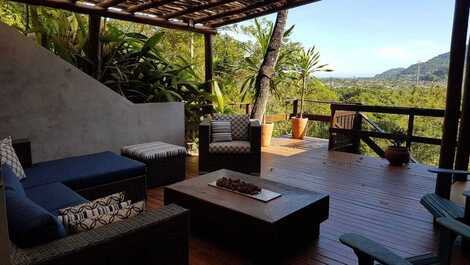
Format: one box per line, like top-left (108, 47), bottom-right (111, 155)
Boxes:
top-left (292, 46), bottom-right (332, 139)
top-left (384, 129), bottom-right (410, 166)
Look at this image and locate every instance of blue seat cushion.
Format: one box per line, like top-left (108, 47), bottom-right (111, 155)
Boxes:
top-left (2, 164), bottom-right (26, 197)
top-left (5, 189), bottom-right (66, 248)
top-left (21, 151), bottom-right (146, 190)
top-left (25, 183), bottom-right (88, 216)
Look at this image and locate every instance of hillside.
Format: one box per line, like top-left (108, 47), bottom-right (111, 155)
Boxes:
top-left (375, 52), bottom-right (450, 81)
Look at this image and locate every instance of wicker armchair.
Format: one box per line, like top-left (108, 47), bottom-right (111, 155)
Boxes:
top-left (199, 115), bottom-right (261, 175)
top-left (8, 204), bottom-right (190, 265)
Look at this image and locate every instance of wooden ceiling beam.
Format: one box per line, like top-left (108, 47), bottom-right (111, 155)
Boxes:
top-left (11, 0), bottom-right (216, 34)
top-left (126, 0), bottom-right (176, 13)
top-left (194, 0), bottom-right (276, 24)
top-left (162, 0), bottom-right (239, 19)
top-left (97, 0), bottom-right (126, 8)
top-left (209, 0), bottom-right (320, 27)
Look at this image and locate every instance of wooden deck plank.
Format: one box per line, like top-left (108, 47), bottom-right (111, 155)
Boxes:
top-left (146, 137), bottom-right (470, 265)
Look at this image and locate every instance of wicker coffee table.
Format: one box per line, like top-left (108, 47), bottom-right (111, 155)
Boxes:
top-left (164, 169), bottom-right (329, 262)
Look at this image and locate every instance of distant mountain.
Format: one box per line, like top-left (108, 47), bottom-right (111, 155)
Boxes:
top-left (375, 52), bottom-right (450, 81)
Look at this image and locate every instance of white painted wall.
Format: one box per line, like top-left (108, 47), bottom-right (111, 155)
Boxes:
top-left (0, 22), bottom-right (185, 162)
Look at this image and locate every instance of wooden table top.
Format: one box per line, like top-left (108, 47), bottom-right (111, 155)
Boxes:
top-left (165, 169), bottom-right (329, 223)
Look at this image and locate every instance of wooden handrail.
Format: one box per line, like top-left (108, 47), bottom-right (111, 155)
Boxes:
top-left (331, 103), bottom-right (446, 117)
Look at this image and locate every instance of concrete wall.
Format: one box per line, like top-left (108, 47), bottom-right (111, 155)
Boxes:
top-left (0, 22), bottom-right (185, 162)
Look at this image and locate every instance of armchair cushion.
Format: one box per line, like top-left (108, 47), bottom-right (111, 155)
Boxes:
top-left (21, 152), bottom-right (145, 190)
top-left (211, 120), bottom-right (232, 142)
top-left (209, 141), bottom-right (251, 154)
top-left (25, 183), bottom-right (88, 216)
top-left (213, 114), bottom-right (250, 140)
top-left (6, 189), bottom-right (66, 248)
top-left (3, 164), bottom-right (26, 197)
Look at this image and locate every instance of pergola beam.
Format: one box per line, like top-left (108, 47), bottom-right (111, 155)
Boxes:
top-left (194, 0), bottom-right (276, 24)
top-left (126, 0), bottom-right (175, 13)
top-left (437, 0), bottom-right (470, 196)
top-left (162, 0), bottom-right (239, 19)
top-left (11, 0), bottom-right (216, 34)
top-left (97, 0), bottom-right (126, 8)
top-left (209, 0), bottom-right (320, 27)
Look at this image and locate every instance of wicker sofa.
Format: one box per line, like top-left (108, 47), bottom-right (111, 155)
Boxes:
top-left (199, 116), bottom-right (261, 174)
top-left (0, 139), bottom-right (189, 265)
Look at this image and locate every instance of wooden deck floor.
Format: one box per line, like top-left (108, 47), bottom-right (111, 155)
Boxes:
top-left (147, 137), bottom-right (470, 265)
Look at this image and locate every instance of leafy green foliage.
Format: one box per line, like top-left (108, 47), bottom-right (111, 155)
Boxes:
top-left (293, 46), bottom-right (332, 117)
top-left (0, 7), bottom-right (448, 165)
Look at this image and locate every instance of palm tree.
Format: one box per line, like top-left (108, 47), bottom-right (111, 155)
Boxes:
top-left (294, 46), bottom-right (332, 118)
top-left (250, 10), bottom-right (290, 121)
top-left (239, 18), bottom-right (294, 103)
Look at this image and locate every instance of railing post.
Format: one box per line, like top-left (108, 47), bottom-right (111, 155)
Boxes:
top-left (455, 23), bottom-right (470, 181)
top-left (406, 114), bottom-right (415, 149)
top-left (438, 0), bottom-right (470, 195)
top-left (352, 112), bottom-right (362, 154)
top-left (245, 104), bottom-right (252, 115)
top-left (328, 104), bottom-right (337, 150)
top-left (292, 99), bottom-right (299, 118)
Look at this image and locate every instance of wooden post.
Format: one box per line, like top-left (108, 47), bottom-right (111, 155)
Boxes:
top-left (328, 104), bottom-right (337, 150)
top-left (292, 99), bottom-right (299, 117)
top-left (87, 15), bottom-right (102, 78)
top-left (455, 39), bottom-right (470, 181)
top-left (437, 0), bottom-right (470, 197)
top-left (0, 172), bottom-right (12, 265)
top-left (352, 112), bottom-right (363, 154)
top-left (204, 33), bottom-right (213, 92)
top-left (406, 114), bottom-right (414, 150)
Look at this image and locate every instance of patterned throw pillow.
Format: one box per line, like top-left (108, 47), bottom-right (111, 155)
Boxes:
top-left (59, 201), bottom-right (131, 230)
top-left (69, 201), bottom-right (146, 233)
top-left (59, 192), bottom-right (125, 215)
top-left (213, 114), bottom-right (250, 140)
top-left (0, 137), bottom-right (26, 180)
top-left (211, 120), bottom-right (232, 143)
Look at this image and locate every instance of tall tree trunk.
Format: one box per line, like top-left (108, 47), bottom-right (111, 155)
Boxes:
top-left (250, 10), bottom-right (288, 121)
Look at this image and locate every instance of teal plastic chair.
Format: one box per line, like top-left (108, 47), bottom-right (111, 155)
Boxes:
top-left (340, 217), bottom-right (470, 265)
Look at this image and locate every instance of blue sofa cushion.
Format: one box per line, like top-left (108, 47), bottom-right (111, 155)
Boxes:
top-left (2, 164), bottom-right (26, 197)
top-left (5, 189), bottom-right (66, 248)
top-left (25, 183), bottom-right (88, 216)
top-left (21, 151), bottom-right (146, 190)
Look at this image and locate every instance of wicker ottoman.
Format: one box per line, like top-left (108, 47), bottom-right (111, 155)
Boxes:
top-left (121, 142), bottom-right (187, 188)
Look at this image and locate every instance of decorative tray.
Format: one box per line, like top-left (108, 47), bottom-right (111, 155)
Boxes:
top-left (208, 178), bottom-right (281, 203)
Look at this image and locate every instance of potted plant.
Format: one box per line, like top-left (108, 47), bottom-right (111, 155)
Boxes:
top-left (261, 116), bottom-right (274, 147)
top-left (384, 129), bottom-right (410, 166)
top-left (292, 46), bottom-right (332, 139)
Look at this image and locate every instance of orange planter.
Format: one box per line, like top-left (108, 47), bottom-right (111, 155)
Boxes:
top-left (261, 123), bottom-right (274, 147)
top-left (291, 117), bottom-right (308, 139)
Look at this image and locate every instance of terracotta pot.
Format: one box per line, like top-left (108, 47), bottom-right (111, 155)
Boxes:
top-left (291, 117), bottom-right (308, 139)
top-left (261, 123), bottom-right (274, 147)
top-left (384, 146), bottom-right (410, 166)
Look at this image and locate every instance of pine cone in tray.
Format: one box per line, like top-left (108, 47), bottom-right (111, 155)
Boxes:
top-left (216, 177), bottom-right (261, 195)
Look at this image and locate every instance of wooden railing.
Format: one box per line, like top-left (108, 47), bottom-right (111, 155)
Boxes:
top-left (225, 100), bottom-right (446, 158)
top-left (329, 104), bottom-right (444, 151)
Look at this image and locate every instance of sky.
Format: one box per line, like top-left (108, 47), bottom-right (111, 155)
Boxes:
top-left (225, 0), bottom-right (456, 78)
